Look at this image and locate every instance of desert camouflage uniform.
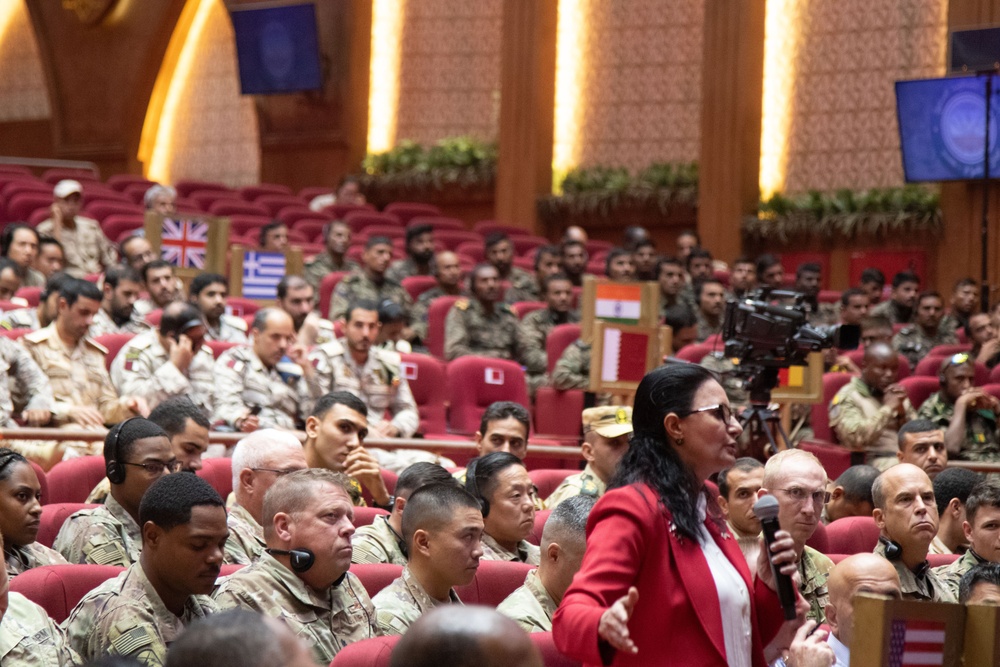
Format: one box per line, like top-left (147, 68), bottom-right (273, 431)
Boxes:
top-left (212, 346), bottom-right (321, 430)
top-left (1, 591), bottom-right (81, 667)
top-left (88, 308), bottom-right (149, 338)
top-left (496, 568), bottom-right (556, 633)
top-left (551, 340), bottom-right (611, 407)
top-left (933, 548), bottom-right (982, 600)
top-left (893, 325), bottom-right (958, 367)
top-left (303, 253), bottom-right (359, 291)
top-left (0, 334), bottom-right (53, 424)
top-left (544, 463), bottom-right (605, 510)
top-left (799, 546), bottom-right (834, 624)
top-left (917, 391), bottom-right (1000, 462)
top-left (37, 216), bottom-right (116, 278)
top-left (4, 541), bottom-right (69, 577)
top-left (444, 298), bottom-right (521, 361)
top-left (694, 310), bottom-right (723, 343)
top-left (64, 563), bottom-right (217, 666)
top-left (351, 515), bottom-right (407, 566)
top-left (213, 552), bottom-right (378, 664)
top-left (480, 534), bottom-right (540, 565)
top-left (310, 339), bottom-right (419, 437)
top-left (223, 503), bottom-right (265, 565)
top-left (386, 257), bottom-right (432, 284)
top-left (829, 377), bottom-right (915, 468)
top-left (53, 494), bottom-right (141, 566)
top-left (23, 267), bottom-right (45, 288)
top-left (204, 315), bottom-right (249, 343)
top-left (328, 272), bottom-right (412, 321)
top-left (873, 541), bottom-right (956, 602)
top-left (371, 565), bottom-right (461, 636)
top-left (110, 330), bottom-right (215, 415)
top-left (870, 300), bottom-right (913, 326)
top-left (296, 311), bottom-right (336, 347)
top-left (0, 307), bottom-right (39, 331)
top-left (517, 308), bottom-right (580, 396)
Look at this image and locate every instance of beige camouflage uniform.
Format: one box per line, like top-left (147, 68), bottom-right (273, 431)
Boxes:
top-left (110, 330), bottom-right (215, 415)
top-left (0, 334), bottom-right (54, 425)
top-left (213, 552), bottom-right (379, 664)
top-left (444, 298), bottom-right (521, 361)
top-left (223, 503), bottom-right (265, 565)
top-left (371, 565), bottom-right (461, 636)
top-left (893, 325), bottom-right (958, 368)
top-left (544, 463), bottom-right (605, 510)
top-left (310, 339), bottom-right (419, 437)
top-left (4, 541), bottom-right (69, 577)
top-left (799, 546), bottom-right (834, 624)
top-left (1, 592), bottom-right (81, 667)
top-left (0, 307), bottom-right (39, 331)
top-left (37, 216), bottom-right (115, 278)
top-left (829, 377), bottom-right (915, 468)
top-left (932, 549), bottom-right (981, 600)
top-left (212, 346), bottom-right (321, 430)
top-left (517, 308), bottom-right (580, 396)
top-left (328, 273), bottom-right (412, 321)
top-left (496, 568), bottom-right (556, 633)
top-left (504, 267), bottom-right (540, 304)
top-left (53, 494), bottom-right (142, 566)
top-left (410, 286), bottom-right (465, 342)
top-left (64, 563), bottom-right (217, 666)
top-left (303, 254), bottom-right (359, 291)
top-left (88, 308), bottom-right (150, 338)
top-left (917, 391), bottom-right (1000, 462)
top-left (550, 340), bottom-right (612, 407)
top-left (351, 515), bottom-right (407, 566)
top-left (204, 315), bottom-right (249, 343)
top-left (480, 534), bottom-right (540, 565)
top-left (873, 541), bottom-right (956, 602)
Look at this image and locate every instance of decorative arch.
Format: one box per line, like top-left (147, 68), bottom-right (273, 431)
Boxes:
top-left (0, 0), bottom-right (51, 122)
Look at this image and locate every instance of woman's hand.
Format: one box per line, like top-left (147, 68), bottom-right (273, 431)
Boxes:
top-left (756, 528), bottom-right (799, 593)
top-left (598, 587), bottom-right (639, 655)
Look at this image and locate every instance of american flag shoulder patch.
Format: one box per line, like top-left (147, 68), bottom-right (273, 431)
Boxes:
top-left (110, 624), bottom-right (158, 656)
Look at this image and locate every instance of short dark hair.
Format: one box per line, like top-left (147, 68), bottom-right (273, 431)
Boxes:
top-left (685, 248), bottom-right (713, 272)
top-left (276, 275), bottom-right (310, 300)
top-left (717, 457), bottom-right (763, 499)
top-left (250, 308), bottom-right (276, 333)
top-left (138, 472), bottom-right (224, 531)
top-left (103, 418), bottom-right (169, 475)
top-left (0, 447), bottom-right (29, 483)
top-left (954, 277), bottom-right (977, 292)
top-left (119, 234), bottom-right (146, 259)
top-left (560, 239), bottom-right (585, 253)
top-left (964, 479), bottom-right (1000, 525)
top-left (483, 232), bottom-right (509, 251)
top-left (933, 467), bottom-right (983, 515)
top-left (469, 262), bottom-right (497, 287)
top-left (310, 390), bottom-right (368, 420)
top-left (259, 221), bottom-right (285, 247)
top-left (796, 262), bottom-right (821, 278)
top-left (840, 287), bottom-right (867, 306)
top-left (189, 272), bottom-right (227, 297)
top-left (395, 462), bottom-right (459, 499)
top-left (0, 223), bottom-right (38, 257)
top-left (141, 259), bottom-right (173, 283)
top-left (60, 277), bottom-right (102, 306)
top-left (891, 271), bottom-right (920, 289)
top-left (917, 290), bottom-right (942, 306)
top-left (542, 272), bottom-right (572, 294)
top-left (405, 223), bottom-right (434, 245)
top-left (733, 255), bottom-right (754, 267)
top-left (662, 303), bottom-right (697, 330)
top-left (633, 239), bottom-right (655, 252)
top-left (160, 302), bottom-right (204, 339)
top-left (147, 396), bottom-right (210, 436)
top-left (959, 562), bottom-right (1000, 604)
top-left (165, 609), bottom-right (287, 667)
top-left (345, 299), bottom-right (379, 323)
top-left (38, 236), bottom-right (62, 253)
top-left (401, 482), bottom-right (482, 548)
top-left (41, 271), bottom-right (72, 302)
top-left (378, 299), bottom-right (409, 325)
top-left (694, 278), bottom-right (724, 303)
top-left (834, 465), bottom-right (880, 506)
top-left (533, 245), bottom-right (561, 271)
top-left (0, 257), bottom-right (18, 278)
top-left (656, 257), bottom-right (684, 277)
top-left (466, 451), bottom-right (525, 506)
top-left (755, 253), bottom-right (781, 279)
top-left (104, 264), bottom-right (141, 290)
top-left (897, 419), bottom-right (941, 450)
top-left (479, 401), bottom-right (530, 437)
top-left (365, 235), bottom-right (392, 250)
top-left (677, 229), bottom-right (699, 243)
top-left (860, 268), bottom-right (885, 286)
top-left (604, 248), bottom-right (631, 276)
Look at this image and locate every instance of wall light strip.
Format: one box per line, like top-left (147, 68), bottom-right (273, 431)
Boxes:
top-left (552, 0), bottom-right (588, 193)
top-left (366, 0), bottom-right (405, 155)
top-left (759, 0), bottom-right (800, 200)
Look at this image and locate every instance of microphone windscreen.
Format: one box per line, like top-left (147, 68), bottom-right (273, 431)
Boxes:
top-left (753, 494), bottom-right (780, 521)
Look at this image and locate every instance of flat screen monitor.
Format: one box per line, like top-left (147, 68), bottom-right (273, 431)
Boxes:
top-left (231, 3), bottom-right (322, 95)
top-left (895, 74), bottom-right (1000, 182)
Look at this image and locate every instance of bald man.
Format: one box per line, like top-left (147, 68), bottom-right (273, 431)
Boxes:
top-left (410, 251), bottom-right (466, 343)
top-left (562, 226), bottom-right (588, 244)
top-left (830, 342), bottom-right (915, 469)
top-left (823, 554), bottom-right (902, 667)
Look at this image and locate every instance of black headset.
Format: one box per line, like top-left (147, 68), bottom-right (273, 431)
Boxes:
top-left (266, 548), bottom-right (316, 573)
top-left (879, 536), bottom-right (930, 577)
top-left (106, 417), bottom-right (141, 485)
top-left (465, 459), bottom-right (490, 518)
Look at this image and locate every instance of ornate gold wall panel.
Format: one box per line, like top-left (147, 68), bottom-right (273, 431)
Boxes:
top-left (0, 0), bottom-right (51, 122)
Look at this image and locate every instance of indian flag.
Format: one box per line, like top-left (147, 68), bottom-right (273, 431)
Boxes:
top-left (594, 283), bottom-right (643, 324)
top-left (601, 328), bottom-right (649, 383)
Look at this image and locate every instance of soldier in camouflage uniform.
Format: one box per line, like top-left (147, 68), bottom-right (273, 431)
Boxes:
top-left (0, 334), bottom-right (54, 427)
top-left (469, 454), bottom-right (540, 565)
top-left (329, 237), bottom-right (412, 321)
top-left (409, 250), bottom-right (466, 343)
top-left (0, 449), bottom-right (68, 576)
top-left (483, 232), bottom-right (538, 303)
top-left (37, 180), bottom-right (117, 278)
top-left (693, 278), bottom-right (726, 342)
top-left (892, 291), bottom-right (957, 367)
top-left (188, 273), bottom-right (249, 344)
top-left (656, 257), bottom-right (693, 317)
top-left (444, 264), bottom-right (522, 361)
top-left (0, 268), bottom-right (68, 333)
top-left (517, 274), bottom-right (579, 397)
top-left (933, 479), bottom-right (1000, 600)
top-left (303, 220), bottom-right (359, 290)
top-left (546, 407), bottom-right (631, 509)
top-left (88, 265), bottom-right (149, 338)
top-left (385, 223), bottom-right (435, 283)
top-left (505, 245), bottom-right (562, 304)
top-left (64, 474), bottom-right (226, 666)
top-left (275, 276), bottom-right (336, 347)
top-left (870, 271), bottom-right (920, 326)
top-left (917, 355), bottom-right (1000, 462)
top-left (939, 277), bottom-right (978, 335)
top-left (213, 470), bottom-right (380, 664)
top-left (550, 339), bottom-right (612, 407)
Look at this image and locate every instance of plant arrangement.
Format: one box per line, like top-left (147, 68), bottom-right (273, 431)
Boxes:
top-left (538, 162), bottom-right (699, 219)
top-left (358, 136), bottom-right (497, 191)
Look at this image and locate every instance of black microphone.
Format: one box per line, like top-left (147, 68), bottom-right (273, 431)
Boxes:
top-left (753, 495), bottom-right (797, 620)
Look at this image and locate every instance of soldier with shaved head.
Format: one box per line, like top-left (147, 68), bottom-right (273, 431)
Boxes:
top-left (822, 554), bottom-right (902, 666)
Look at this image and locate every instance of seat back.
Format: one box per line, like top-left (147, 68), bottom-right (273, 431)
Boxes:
top-left (915, 354), bottom-right (989, 386)
top-left (399, 353), bottom-right (448, 435)
top-left (811, 373), bottom-right (854, 442)
top-left (898, 375), bottom-right (941, 410)
top-left (30, 460), bottom-right (48, 505)
top-left (224, 297), bottom-right (261, 318)
top-left (425, 295), bottom-right (462, 359)
top-left (446, 357), bottom-right (529, 434)
top-left (454, 560), bottom-right (533, 606)
top-left (408, 215), bottom-right (466, 232)
top-left (529, 470), bottom-right (575, 504)
top-left (329, 635), bottom-right (399, 666)
top-left (844, 350), bottom-right (912, 380)
top-left (196, 458), bottom-right (233, 499)
top-left (47, 456), bottom-right (107, 504)
top-left (343, 210), bottom-right (401, 233)
top-left (529, 509), bottom-right (550, 545)
top-left (674, 342), bottom-right (717, 364)
top-left (545, 324), bottom-right (582, 375)
top-left (15, 286), bottom-right (42, 307)
top-left (798, 439), bottom-right (851, 480)
top-left (38, 503), bottom-right (98, 547)
top-left (534, 387), bottom-right (585, 438)
top-left (825, 516), bottom-right (881, 555)
top-left (533, 633), bottom-right (582, 667)
top-left (352, 507), bottom-right (390, 528)
top-left (805, 520), bottom-right (829, 553)
top-left (511, 301), bottom-right (546, 320)
top-left (92, 332), bottom-right (135, 371)
top-left (360, 470), bottom-right (399, 507)
top-left (206, 340), bottom-right (244, 359)
top-left (383, 202), bottom-right (442, 223)
top-left (319, 271), bottom-right (350, 319)
top-left (400, 275), bottom-right (438, 302)
top-left (351, 563), bottom-right (403, 599)
top-left (10, 564), bottom-right (123, 623)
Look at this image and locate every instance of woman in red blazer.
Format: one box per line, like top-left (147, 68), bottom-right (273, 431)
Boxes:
top-left (552, 364), bottom-right (803, 666)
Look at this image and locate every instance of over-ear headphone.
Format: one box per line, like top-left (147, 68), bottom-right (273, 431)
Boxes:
top-left (465, 459), bottom-right (490, 518)
top-left (266, 548), bottom-right (316, 573)
top-left (879, 535), bottom-right (903, 561)
top-left (106, 417), bottom-right (140, 485)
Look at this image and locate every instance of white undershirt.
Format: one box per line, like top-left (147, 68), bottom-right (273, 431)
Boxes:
top-left (697, 495), bottom-right (753, 667)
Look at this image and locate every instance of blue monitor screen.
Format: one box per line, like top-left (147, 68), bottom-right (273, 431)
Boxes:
top-left (896, 75), bottom-right (1000, 182)
top-left (231, 3), bottom-right (322, 95)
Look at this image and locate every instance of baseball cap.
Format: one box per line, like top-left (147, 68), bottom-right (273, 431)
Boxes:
top-left (583, 406), bottom-right (633, 438)
top-left (53, 179), bottom-right (82, 199)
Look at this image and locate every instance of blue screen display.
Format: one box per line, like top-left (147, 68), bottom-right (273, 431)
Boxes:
top-left (230, 3), bottom-right (322, 95)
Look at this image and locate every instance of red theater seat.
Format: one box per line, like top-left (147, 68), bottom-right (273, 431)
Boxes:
top-left (675, 342), bottom-right (717, 364)
top-left (85, 200), bottom-right (142, 222)
top-left (915, 354), bottom-right (988, 386)
top-left (319, 271), bottom-right (350, 320)
top-left (92, 332), bottom-right (136, 371)
top-left (825, 516), bottom-right (880, 555)
top-left (928, 344), bottom-right (971, 356)
top-left (898, 375), bottom-right (941, 410)
top-left (206, 340), bottom-right (243, 359)
top-left (798, 440), bottom-right (851, 481)
top-left (42, 167), bottom-right (100, 184)
top-left (329, 635), bottom-right (399, 666)
top-left (351, 563), bottom-right (403, 599)
top-left (224, 297), bottom-right (260, 318)
top-left (529, 470), bottom-right (575, 503)
top-left (47, 456), bottom-right (106, 504)
top-left (239, 183), bottom-right (293, 201)
top-left (400, 275), bottom-right (437, 302)
top-left (927, 553), bottom-right (959, 568)
top-left (805, 520), bottom-right (829, 553)
top-left (534, 388), bottom-right (585, 438)
top-left (255, 194), bottom-right (307, 216)
top-left (408, 215), bottom-right (466, 232)
top-left (811, 373), bottom-right (854, 443)
top-left (352, 507), bottom-right (389, 528)
top-left (343, 210), bottom-right (401, 233)
top-left (534, 633), bottom-right (582, 666)
top-left (473, 221), bottom-right (531, 238)
top-left (383, 202), bottom-right (441, 224)
top-left (360, 470), bottom-right (399, 507)
top-left (511, 301), bottom-right (545, 320)
top-left (399, 353), bottom-right (448, 435)
top-left (15, 286), bottom-right (42, 307)
top-left (10, 564), bottom-right (123, 623)
top-left (546, 324), bottom-right (581, 376)
top-left (210, 200), bottom-right (269, 218)
top-left (38, 503), bottom-right (98, 547)
top-left (30, 460), bottom-right (48, 505)
top-left (175, 179), bottom-right (231, 198)
top-left (529, 509), bottom-right (550, 545)
top-left (434, 229), bottom-right (483, 250)
top-left (446, 357), bottom-right (529, 435)
top-left (844, 349), bottom-right (911, 380)
top-left (196, 458), bottom-right (233, 499)
top-left (454, 560), bottom-right (533, 606)
top-left (424, 295), bottom-right (462, 359)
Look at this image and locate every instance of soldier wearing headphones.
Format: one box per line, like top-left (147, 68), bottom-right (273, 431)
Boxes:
top-left (213, 468), bottom-right (379, 664)
top-left (466, 451), bottom-right (539, 565)
top-left (54, 418), bottom-right (178, 566)
top-left (917, 353), bottom-right (1000, 462)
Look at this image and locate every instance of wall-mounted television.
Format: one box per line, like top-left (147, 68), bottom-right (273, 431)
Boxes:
top-left (231, 2), bottom-right (322, 95)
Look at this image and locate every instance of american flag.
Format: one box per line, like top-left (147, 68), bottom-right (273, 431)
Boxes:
top-left (242, 251), bottom-right (286, 299)
top-left (160, 218), bottom-right (208, 268)
top-left (887, 618), bottom-right (946, 667)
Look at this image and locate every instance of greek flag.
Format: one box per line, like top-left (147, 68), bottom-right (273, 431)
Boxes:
top-left (242, 251), bottom-right (286, 299)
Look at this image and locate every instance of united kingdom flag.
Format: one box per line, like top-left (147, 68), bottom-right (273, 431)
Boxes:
top-left (160, 218), bottom-right (208, 269)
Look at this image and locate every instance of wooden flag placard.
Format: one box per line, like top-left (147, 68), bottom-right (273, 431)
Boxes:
top-left (580, 275), bottom-right (660, 343)
top-left (852, 594), bottom-right (964, 667)
top-left (144, 211), bottom-right (228, 281)
top-left (228, 244), bottom-right (303, 305)
top-left (589, 321), bottom-right (671, 393)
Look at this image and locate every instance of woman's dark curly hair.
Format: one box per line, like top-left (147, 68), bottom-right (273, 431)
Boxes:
top-left (609, 363), bottom-right (723, 541)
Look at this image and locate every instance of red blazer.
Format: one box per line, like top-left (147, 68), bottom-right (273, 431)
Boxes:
top-left (552, 483), bottom-right (784, 666)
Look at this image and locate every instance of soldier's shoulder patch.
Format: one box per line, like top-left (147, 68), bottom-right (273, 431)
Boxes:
top-left (85, 338), bottom-right (109, 354)
top-left (223, 315), bottom-right (248, 332)
top-left (455, 299), bottom-right (470, 310)
top-left (22, 328), bottom-right (49, 344)
top-left (109, 622), bottom-right (159, 657)
top-left (128, 336), bottom-right (152, 351)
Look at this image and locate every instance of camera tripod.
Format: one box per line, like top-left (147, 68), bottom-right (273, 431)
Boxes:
top-left (736, 366), bottom-right (792, 460)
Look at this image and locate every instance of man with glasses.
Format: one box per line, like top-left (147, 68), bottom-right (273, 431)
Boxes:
top-left (54, 418), bottom-right (177, 566)
top-left (225, 429), bottom-right (308, 565)
top-left (917, 354), bottom-right (1000, 462)
top-left (757, 449), bottom-right (834, 623)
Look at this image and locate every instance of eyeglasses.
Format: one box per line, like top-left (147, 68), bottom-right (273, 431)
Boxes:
top-left (250, 468), bottom-right (298, 476)
top-left (680, 404), bottom-right (735, 425)
top-left (123, 459), bottom-right (182, 475)
top-left (777, 487), bottom-right (831, 506)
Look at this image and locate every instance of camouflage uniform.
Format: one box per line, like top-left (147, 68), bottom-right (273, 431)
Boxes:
top-left (213, 552), bottom-right (379, 664)
top-left (371, 565), bottom-right (461, 636)
top-left (110, 330), bottom-right (215, 415)
top-left (37, 216), bottom-right (116, 278)
top-left (328, 272), bottom-right (412, 321)
top-left (4, 541), bottom-right (69, 577)
top-left (204, 315), bottom-right (249, 343)
top-left (932, 548), bottom-right (981, 600)
top-left (212, 346), bottom-right (322, 430)
top-left (23, 267), bottom-right (45, 288)
top-left (917, 391), bottom-right (1000, 462)
top-left (310, 339), bottom-right (419, 437)
top-left (829, 377), bottom-right (915, 467)
top-left (0, 334), bottom-right (54, 425)
top-left (303, 253), bottom-right (359, 291)
top-left (694, 310), bottom-right (723, 343)
top-left (496, 568), bottom-right (556, 633)
top-left (88, 308), bottom-right (149, 338)
top-left (504, 268), bottom-right (541, 304)
top-left (351, 515), bottom-right (407, 566)
top-left (870, 300), bottom-right (912, 326)
top-left (64, 563), bottom-right (217, 666)
top-left (892, 325), bottom-right (958, 367)
top-left (550, 340), bottom-right (611, 407)
top-left (0, 592), bottom-right (81, 667)
top-left (410, 286), bottom-right (465, 342)
top-left (544, 463), bottom-right (605, 509)
top-left (223, 503), bottom-right (265, 565)
top-left (297, 312), bottom-right (337, 347)
top-left (940, 312), bottom-right (971, 336)
top-left (700, 353), bottom-right (749, 408)
top-left (444, 298), bottom-right (521, 361)
top-left (0, 307), bottom-right (39, 331)
top-left (807, 301), bottom-right (840, 328)
top-left (799, 546), bottom-right (834, 624)
top-left (480, 534), bottom-right (540, 565)
top-left (873, 541), bottom-right (956, 602)
top-left (517, 308), bottom-right (580, 396)
top-left (385, 257), bottom-right (432, 284)
top-left (53, 494), bottom-right (142, 566)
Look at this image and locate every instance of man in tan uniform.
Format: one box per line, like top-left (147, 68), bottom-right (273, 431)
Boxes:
top-left (444, 263), bottom-right (522, 361)
top-left (64, 474), bottom-right (226, 666)
top-left (934, 479), bottom-right (1000, 599)
top-left (546, 407), bottom-right (632, 509)
top-left (497, 495), bottom-right (593, 632)
top-left (517, 273), bottom-right (579, 397)
top-left (189, 273), bottom-right (248, 343)
top-left (224, 430), bottom-right (307, 565)
top-left (372, 483), bottom-right (484, 635)
top-left (132, 259), bottom-right (182, 322)
top-left (328, 236), bottom-right (412, 321)
top-left (89, 265), bottom-right (148, 338)
top-left (0, 270), bottom-right (68, 332)
top-left (276, 275), bottom-right (336, 347)
top-left (213, 469), bottom-right (380, 664)
top-left (36, 180), bottom-right (116, 277)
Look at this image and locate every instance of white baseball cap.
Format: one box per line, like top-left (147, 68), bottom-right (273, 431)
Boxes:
top-left (53, 179), bottom-right (83, 199)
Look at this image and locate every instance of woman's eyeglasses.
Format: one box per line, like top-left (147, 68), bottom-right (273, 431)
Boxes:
top-left (680, 404), bottom-right (736, 425)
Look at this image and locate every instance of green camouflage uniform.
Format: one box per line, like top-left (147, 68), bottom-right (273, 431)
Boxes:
top-left (480, 534), bottom-right (540, 565)
top-left (892, 325), bottom-right (958, 368)
top-left (328, 272), bottom-right (412, 321)
top-left (829, 377), bottom-right (916, 468)
top-left (917, 391), bottom-right (1000, 462)
top-left (873, 541), bottom-right (956, 602)
top-left (204, 315), bottom-right (249, 344)
top-left (932, 548), bottom-right (982, 600)
top-left (544, 463), bottom-right (605, 510)
top-left (940, 312), bottom-right (971, 336)
top-left (695, 310), bottom-right (722, 342)
top-left (443, 298), bottom-right (521, 361)
top-left (504, 267), bottom-right (540, 304)
top-left (64, 563), bottom-right (216, 666)
top-left (799, 546), bottom-right (834, 624)
top-left (496, 568), bottom-right (556, 633)
top-left (303, 253), bottom-right (360, 291)
top-left (223, 503), bottom-right (265, 565)
top-left (110, 330), bottom-right (215, 416)
top-left (410, 286), bottom-right (465, 342)
top-left (1, 592), bottom-right (81, 667)
top-left (351, 515), bottom-right (407, 566)
top-left (385, 257), bottom-right (432, 284)
top-left (4, 541), bottom-right (69, 577)
top-left (371, 565), bottom-right (461, 636)
top-left (700, 353), bottom-right (749, 408)
top-left (550, 340), bottom-right (611, 406)
top-left (517, 308), bottom-right (580, 396)
top-left (807, 302), bottom-right (840, 328)
top-left (870, 300), bottom-right (912, 326)
top-left (53, 494), bottom-right (142, 566)
top-left (213, 552), bottom-right (378, 664)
